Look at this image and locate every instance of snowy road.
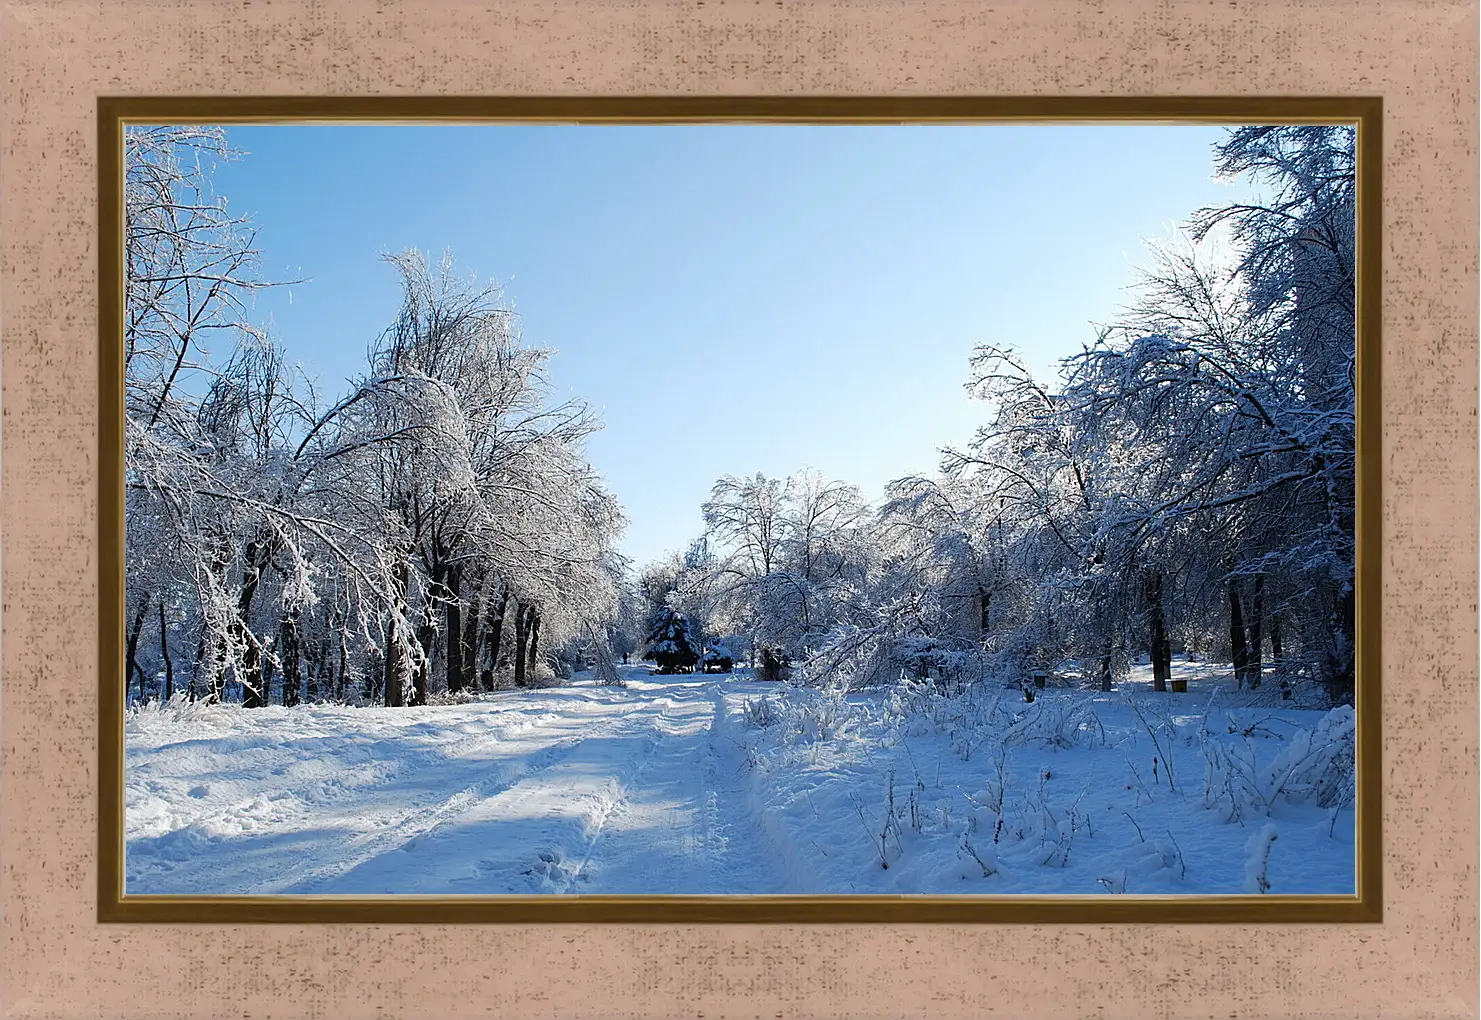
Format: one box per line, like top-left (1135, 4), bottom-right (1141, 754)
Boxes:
top-left (126, 671), bottom-right (789, 895)
top-left (126, 660), bottom-right (1356, 896)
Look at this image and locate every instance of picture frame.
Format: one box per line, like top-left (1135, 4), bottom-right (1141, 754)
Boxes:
top-left (97, 95), bottom-right (1384, 925)
top-left (4, 2), bottom-right (1475, 1018)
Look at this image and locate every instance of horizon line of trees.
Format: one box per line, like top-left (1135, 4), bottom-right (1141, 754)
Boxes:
top-left (634, 125), bottom-right (1358, 706)
top-left (123, 124), bottom-right (1358, 711)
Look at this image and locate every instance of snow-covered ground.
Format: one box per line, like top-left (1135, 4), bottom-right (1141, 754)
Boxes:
top-left (125, 660), bottom-right (1355, 896)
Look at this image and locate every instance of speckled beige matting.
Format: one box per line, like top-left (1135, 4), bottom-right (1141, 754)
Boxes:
top-left (2, 1), bottom-right (1476, 1017)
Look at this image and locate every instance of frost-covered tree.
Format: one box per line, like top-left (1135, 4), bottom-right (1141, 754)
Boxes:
top-left (766, 125), bottom-right (1357, 703)
top-left (884, 124), bottom-right (1359, 703)
top-left (353, 251), bottom-right (624, 699)
top-left (699, 470), bottom-right (873, 665)
top-left (1046, 128), bottom-right (1356, 701)
top-left (123, 128), bottom-right (627, 709)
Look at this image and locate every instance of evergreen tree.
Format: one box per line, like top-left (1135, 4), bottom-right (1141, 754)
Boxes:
top-left (644, 607), bottom-right (700, 674)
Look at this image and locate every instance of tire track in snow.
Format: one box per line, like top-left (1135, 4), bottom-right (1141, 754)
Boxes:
top-left (128, 679), bottom-right (792, 895)
top-left (554, 702), bottom-right (684, 892)
top-left (697, 682), bottom-right (796, 894)
top-left (548, 681), bottom-right (790, 895)
top-left (292, 699), bottom-right (662, 894)
top-left (286, 731), bottom-right (589, 893)
top-left (128, 695), bottom-right (649, 895)
top-left (128, 702), bottom-right (565, 845)
top-left (436, 697), bottom-right (683, 893)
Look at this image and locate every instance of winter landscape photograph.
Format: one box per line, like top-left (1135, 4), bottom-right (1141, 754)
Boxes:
top-left (120, 120), bottom-right (1361, 899)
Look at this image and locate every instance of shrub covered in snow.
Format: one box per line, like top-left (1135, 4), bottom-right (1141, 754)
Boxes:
top-left (1200, 705), bottom-right (1356, 823)
top-left (796, 611), bottom-right (985, 692)
top-left (1000, 696), bottom-right (1107, 750)
top-left (741, 695), bottom-right (781, 729)
top-left (771, 686), bottom-right (866, 745)
top-left (520, 662), bottom-right (566, 689)
top-left (891, 636), bottom-right (981, 688)
top-left (1244, 823), bottom-right (1279, 893)
top-left (424, 689), bottom-right (484, 706)
top-left (702, 643), bottom-right (735, 673)
top-left (126, 691), bottom-right (236, 726)
top-left (757, 644), bottom-right (792, 682)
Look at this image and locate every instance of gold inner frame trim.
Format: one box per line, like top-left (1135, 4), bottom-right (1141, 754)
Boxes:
top-left (98, 95), bottom-right (1382, 924)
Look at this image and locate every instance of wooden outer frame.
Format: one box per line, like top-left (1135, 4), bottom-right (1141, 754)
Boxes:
top-left (98, 94), bottom-right (1382, 924)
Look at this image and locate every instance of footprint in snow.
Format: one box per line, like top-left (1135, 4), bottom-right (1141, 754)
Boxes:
top-left (522, 848), bottom-right (575, 885)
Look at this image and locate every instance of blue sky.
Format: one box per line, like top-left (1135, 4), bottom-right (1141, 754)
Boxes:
top-left (205, 123), bottom-right (1262, 570)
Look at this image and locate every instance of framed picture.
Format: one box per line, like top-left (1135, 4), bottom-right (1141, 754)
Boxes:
top-left (99, 96), bottom-right (1381, 923)
top-left (5, 3), bottom-right (1475, 1018)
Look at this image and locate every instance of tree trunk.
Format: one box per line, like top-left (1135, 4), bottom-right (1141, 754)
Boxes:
top-left (1270, 614), bottom-right (1284, 663)
top-left (1323, 582), bottom-right (1356, 705)
top-left (158, 600), bottom-right (174, 701)
top-left (209, 636), bottom-right (228, 702)
top-left (237, 621), bottom-right (266, 707)
top-left (336, 628), bottom-right (349, 702)
top-left (978, 586), bottom-right (991, 640)
top-left (1099, 651), bottom-right (1113, 692)
top-left (462, 574), bottom-right (483, 692)
top-left (190, 630), bottom-right (205, 702)
top-left (1144, 572), bottom-right (1170, 692)
top-left (279, 610), bottom-right (302, 707)
top-left (513, 602), bottom-right (530, 688)
top-left (527, 606), bottom-right (542, 679)
top-left (237, 537), bottom-right (271, 708)
top-left (445, 566), bottom-right (467, 694)
top-left (1154, 615), bottom-right (1172, 690)
top-left (1246, 573), bottom-right (1264, 688)
top-left (307, 639), bottom-right (325, 703)
top-left (384, 556), bottom-right (411, 707)
top-left (259, 631), bottom-right (278, 704)
top-left (125, 596), bottom-right (149, 704)
top-left (414, 622), bottom-right (434, 706)
top-left (191, 543), bottom-right (231, 702)
top-left (485, 583), bottom-right (509, 682)
top-left (1154, 632), bottom-right (1174, 690)
top-left (1228, 579), bottom-right (1249, 691)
